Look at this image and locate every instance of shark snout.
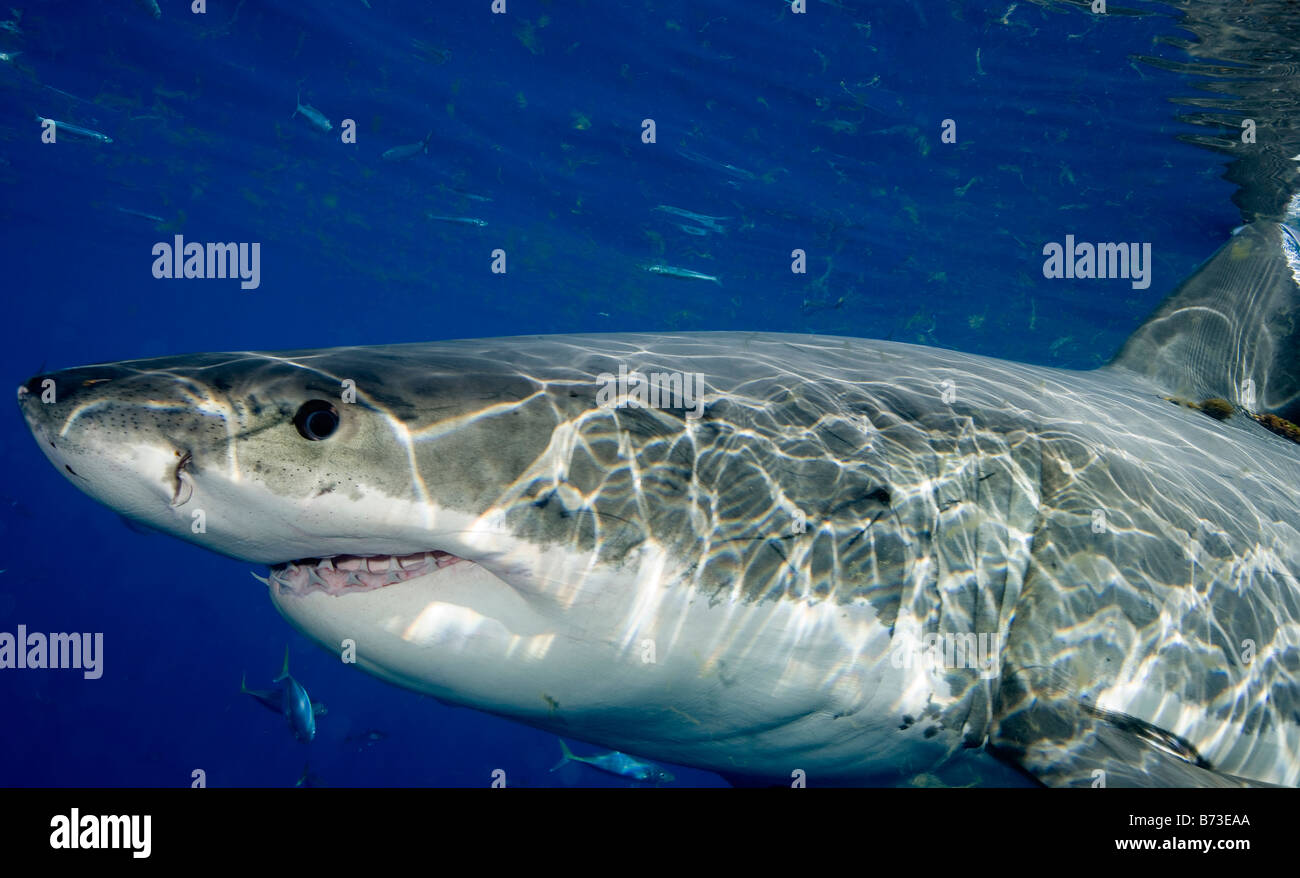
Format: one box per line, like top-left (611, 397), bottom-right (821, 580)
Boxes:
top-left (15, 366), bottom-right (220, 531)
top-left (16, 378), bottom-right (54, 446)
top-left (17, 367), bottom-right (130, 432)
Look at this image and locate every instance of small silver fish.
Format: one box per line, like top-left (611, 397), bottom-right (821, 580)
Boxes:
top-left (443, 186), bottom-right (492, 203)
top-left (240, 646), bottom-right (326, 743)
top-left (655, 204), bottom-right (730, 233)
top-left (292, 91), bottom-right (332, 132)
top-left (137, 0), bottom-right (161, 19)
top-left (801, 296), bottom-right (845, 315)
top-left (116, 206), bottom-right (166, 223)
top-left (642, 263), bottom-right (721, 285)
top-left (35, 115), bottom-right (113, 144)
top-left (0, 50), bottom-right (19, 63)
top-left (382, 131), bottom-right (433, 161)
top-left (344, 729), bottom-right (388, 748)
top-left (551, 739), bottom-right (674, 784)
top-left (674, 147), bottom-right (755, 181)
top-left (43, 85), bottom-right (95, 106)
top-left (426, 213), bottom-right (487, 227)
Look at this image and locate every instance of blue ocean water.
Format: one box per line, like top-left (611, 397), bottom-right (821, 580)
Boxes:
top-left (0, 1), bottom-right (1246, 787)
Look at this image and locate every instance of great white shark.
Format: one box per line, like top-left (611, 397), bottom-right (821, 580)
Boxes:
top-left (16, 222), bottom-right (1300, 787)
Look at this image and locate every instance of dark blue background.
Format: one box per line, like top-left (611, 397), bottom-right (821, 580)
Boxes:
top-left (0, 0), bottom-right (1240, 786)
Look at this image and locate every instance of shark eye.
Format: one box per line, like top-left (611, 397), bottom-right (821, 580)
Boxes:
top-left (294, 400), bottom-right (340, 441)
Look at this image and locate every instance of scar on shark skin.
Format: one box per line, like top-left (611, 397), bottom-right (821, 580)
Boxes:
top-left (1162, 396), bottom-right (1235, 420)
top-left (664, 705), bottom-right (703, 727)
top-left (1253, 412), bottom-right (1300, 444)
top-left (171, 450), bottom-right (193, 506)
top-left (1162, 395), bottom-right (1300, 444)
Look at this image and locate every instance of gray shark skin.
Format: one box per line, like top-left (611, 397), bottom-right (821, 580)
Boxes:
top-left (16, 222), bottom-right (1300, 787)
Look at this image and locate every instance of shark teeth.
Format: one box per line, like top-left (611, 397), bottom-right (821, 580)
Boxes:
top-left (267, 550), bottom-right (468, 597)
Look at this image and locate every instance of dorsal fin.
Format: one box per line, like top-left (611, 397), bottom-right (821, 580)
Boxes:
top-left (1108, 222), bottom-right (1300, 422)
top-left (275, 645), bottom-right (291, 683)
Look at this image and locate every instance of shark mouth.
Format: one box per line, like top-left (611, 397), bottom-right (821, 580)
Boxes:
top-left (261, 550), bottom-right (468, 597)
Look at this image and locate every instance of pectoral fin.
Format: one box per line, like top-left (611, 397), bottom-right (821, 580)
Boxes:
top-left (242, 686), bottom-right (284, 715)
top-left (992, 667), bottom-right (1270, 788)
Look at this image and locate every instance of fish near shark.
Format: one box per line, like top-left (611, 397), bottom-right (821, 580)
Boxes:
top-left (551, 739), bottom-right (674, 784)
top-left (240, 647), bottom-right (326, 742)
top-left (382, 131), bottom-right (433, 161)
top-left (292, 91), bottom-right (332, 133)
top-left (15, 222), bottom-right (1300, 787)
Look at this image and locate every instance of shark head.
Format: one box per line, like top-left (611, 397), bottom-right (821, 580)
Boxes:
top-left (15, 343), bottom-right (639, 712)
